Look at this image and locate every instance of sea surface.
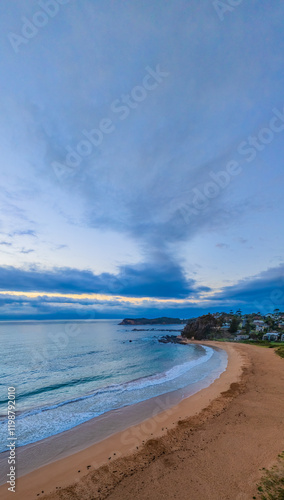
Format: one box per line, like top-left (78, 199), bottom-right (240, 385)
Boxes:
top-left (0, 320), bottom-right (227, 453)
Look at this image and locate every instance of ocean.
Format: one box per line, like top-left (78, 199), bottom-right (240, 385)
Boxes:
top-left (0, 319), bottom-right (227, 453)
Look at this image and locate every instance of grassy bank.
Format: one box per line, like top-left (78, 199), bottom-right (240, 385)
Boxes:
top-left (275, 346), bottom-right (284, 358)
top-left (238, 341), bottom-right (284, 359)
top-left (255, 452), bottom-right (284, 500)
top-left (240, 340), bottom-right (283, 347)
top-left (239, 341), bottom-right (284, 358)
top-left (208, 339), bottom-right (284, 358)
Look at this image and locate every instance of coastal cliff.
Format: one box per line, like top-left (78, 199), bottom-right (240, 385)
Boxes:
top-left (182, 313), bottom-right (220, 340)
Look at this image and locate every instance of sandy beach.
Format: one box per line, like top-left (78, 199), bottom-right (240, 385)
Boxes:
top-left (1, 341), bottom-right (284, 500)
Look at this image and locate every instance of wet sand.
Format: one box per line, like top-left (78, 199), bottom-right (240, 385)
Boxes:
top-left (1, 342), bottom-right (283, 499)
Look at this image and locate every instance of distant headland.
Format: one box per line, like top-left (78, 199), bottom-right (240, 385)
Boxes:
top-left (119, 317), bottom-right (187, 325)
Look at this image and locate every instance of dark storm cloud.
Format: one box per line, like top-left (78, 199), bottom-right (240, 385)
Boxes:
top-left (214, 264), bottom-right (284, 310)
top-left (0, 260), bottom-right (205, 299)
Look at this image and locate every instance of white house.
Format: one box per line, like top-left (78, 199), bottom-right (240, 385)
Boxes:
top-left (262, 332), bottom-right (279, 341)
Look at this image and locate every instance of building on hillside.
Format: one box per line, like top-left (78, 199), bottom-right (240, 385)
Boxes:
top-left (221, 323), bottom-right (230, 329)
top-left (262, 332), bottom-right (279, 341)
top-left (253, 320), bottom-right (267, 332)
top-left (235, 334), bottom-right (249, 341)
top-left (255, 325), bottom-right (265, 332)
top-left (281, 334), bottom-right (284, 342)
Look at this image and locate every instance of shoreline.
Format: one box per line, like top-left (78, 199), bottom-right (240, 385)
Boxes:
top-left (0, 342), bottom-right (226, 481)
top-left (0, 341), bottom-right (244, 500)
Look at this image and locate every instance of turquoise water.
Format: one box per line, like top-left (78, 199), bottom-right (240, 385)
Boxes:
top-left (0, 320), bottom-right (227, 452)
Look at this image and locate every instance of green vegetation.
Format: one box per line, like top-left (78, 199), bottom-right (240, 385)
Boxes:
top-left (240, 341), bottom-right (284, 353)
top-left (256, 452), bottom-right (284, 499)
top-left (182, 313), bottom-right (220, 340)
top-left (241, 341), bottom-right (282, 347)
top-left (245, 322), bottom-right (251, 335)
top-left (275, 346), bottom-right (284, 358)
top-left (229, 317), bottom-right (239, 333)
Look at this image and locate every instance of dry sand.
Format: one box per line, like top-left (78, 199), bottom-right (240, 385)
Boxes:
top-left (1, 342), bottom-right (284, 500)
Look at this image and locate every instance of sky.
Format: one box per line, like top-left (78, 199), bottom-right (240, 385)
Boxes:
top-left (0, 0), bottom-right (283, 320)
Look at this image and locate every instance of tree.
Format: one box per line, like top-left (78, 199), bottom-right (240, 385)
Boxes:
top-left (245, 323), bottom-right (251, 335)
top-left (274, 308), bottom-right (280, 318)
top-left (229, 317), bottom-right (239, 334)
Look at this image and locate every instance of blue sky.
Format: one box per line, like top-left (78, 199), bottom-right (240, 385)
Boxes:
top-left (0, 0), bottom-right (283, 319)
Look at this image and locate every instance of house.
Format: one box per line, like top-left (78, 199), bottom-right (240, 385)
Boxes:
top-left (281, 334), bottom-right (284, 342)
top-left (262, 332), bottom-right (279, 341)
top-left (253, 320), bottom-right (267, 332)
top-left (235, 334), bottom-right (249, 341)
top-left (221, 323), bottom-right (230, 329)
top-left (255, 325), bottom-right (264, 332)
